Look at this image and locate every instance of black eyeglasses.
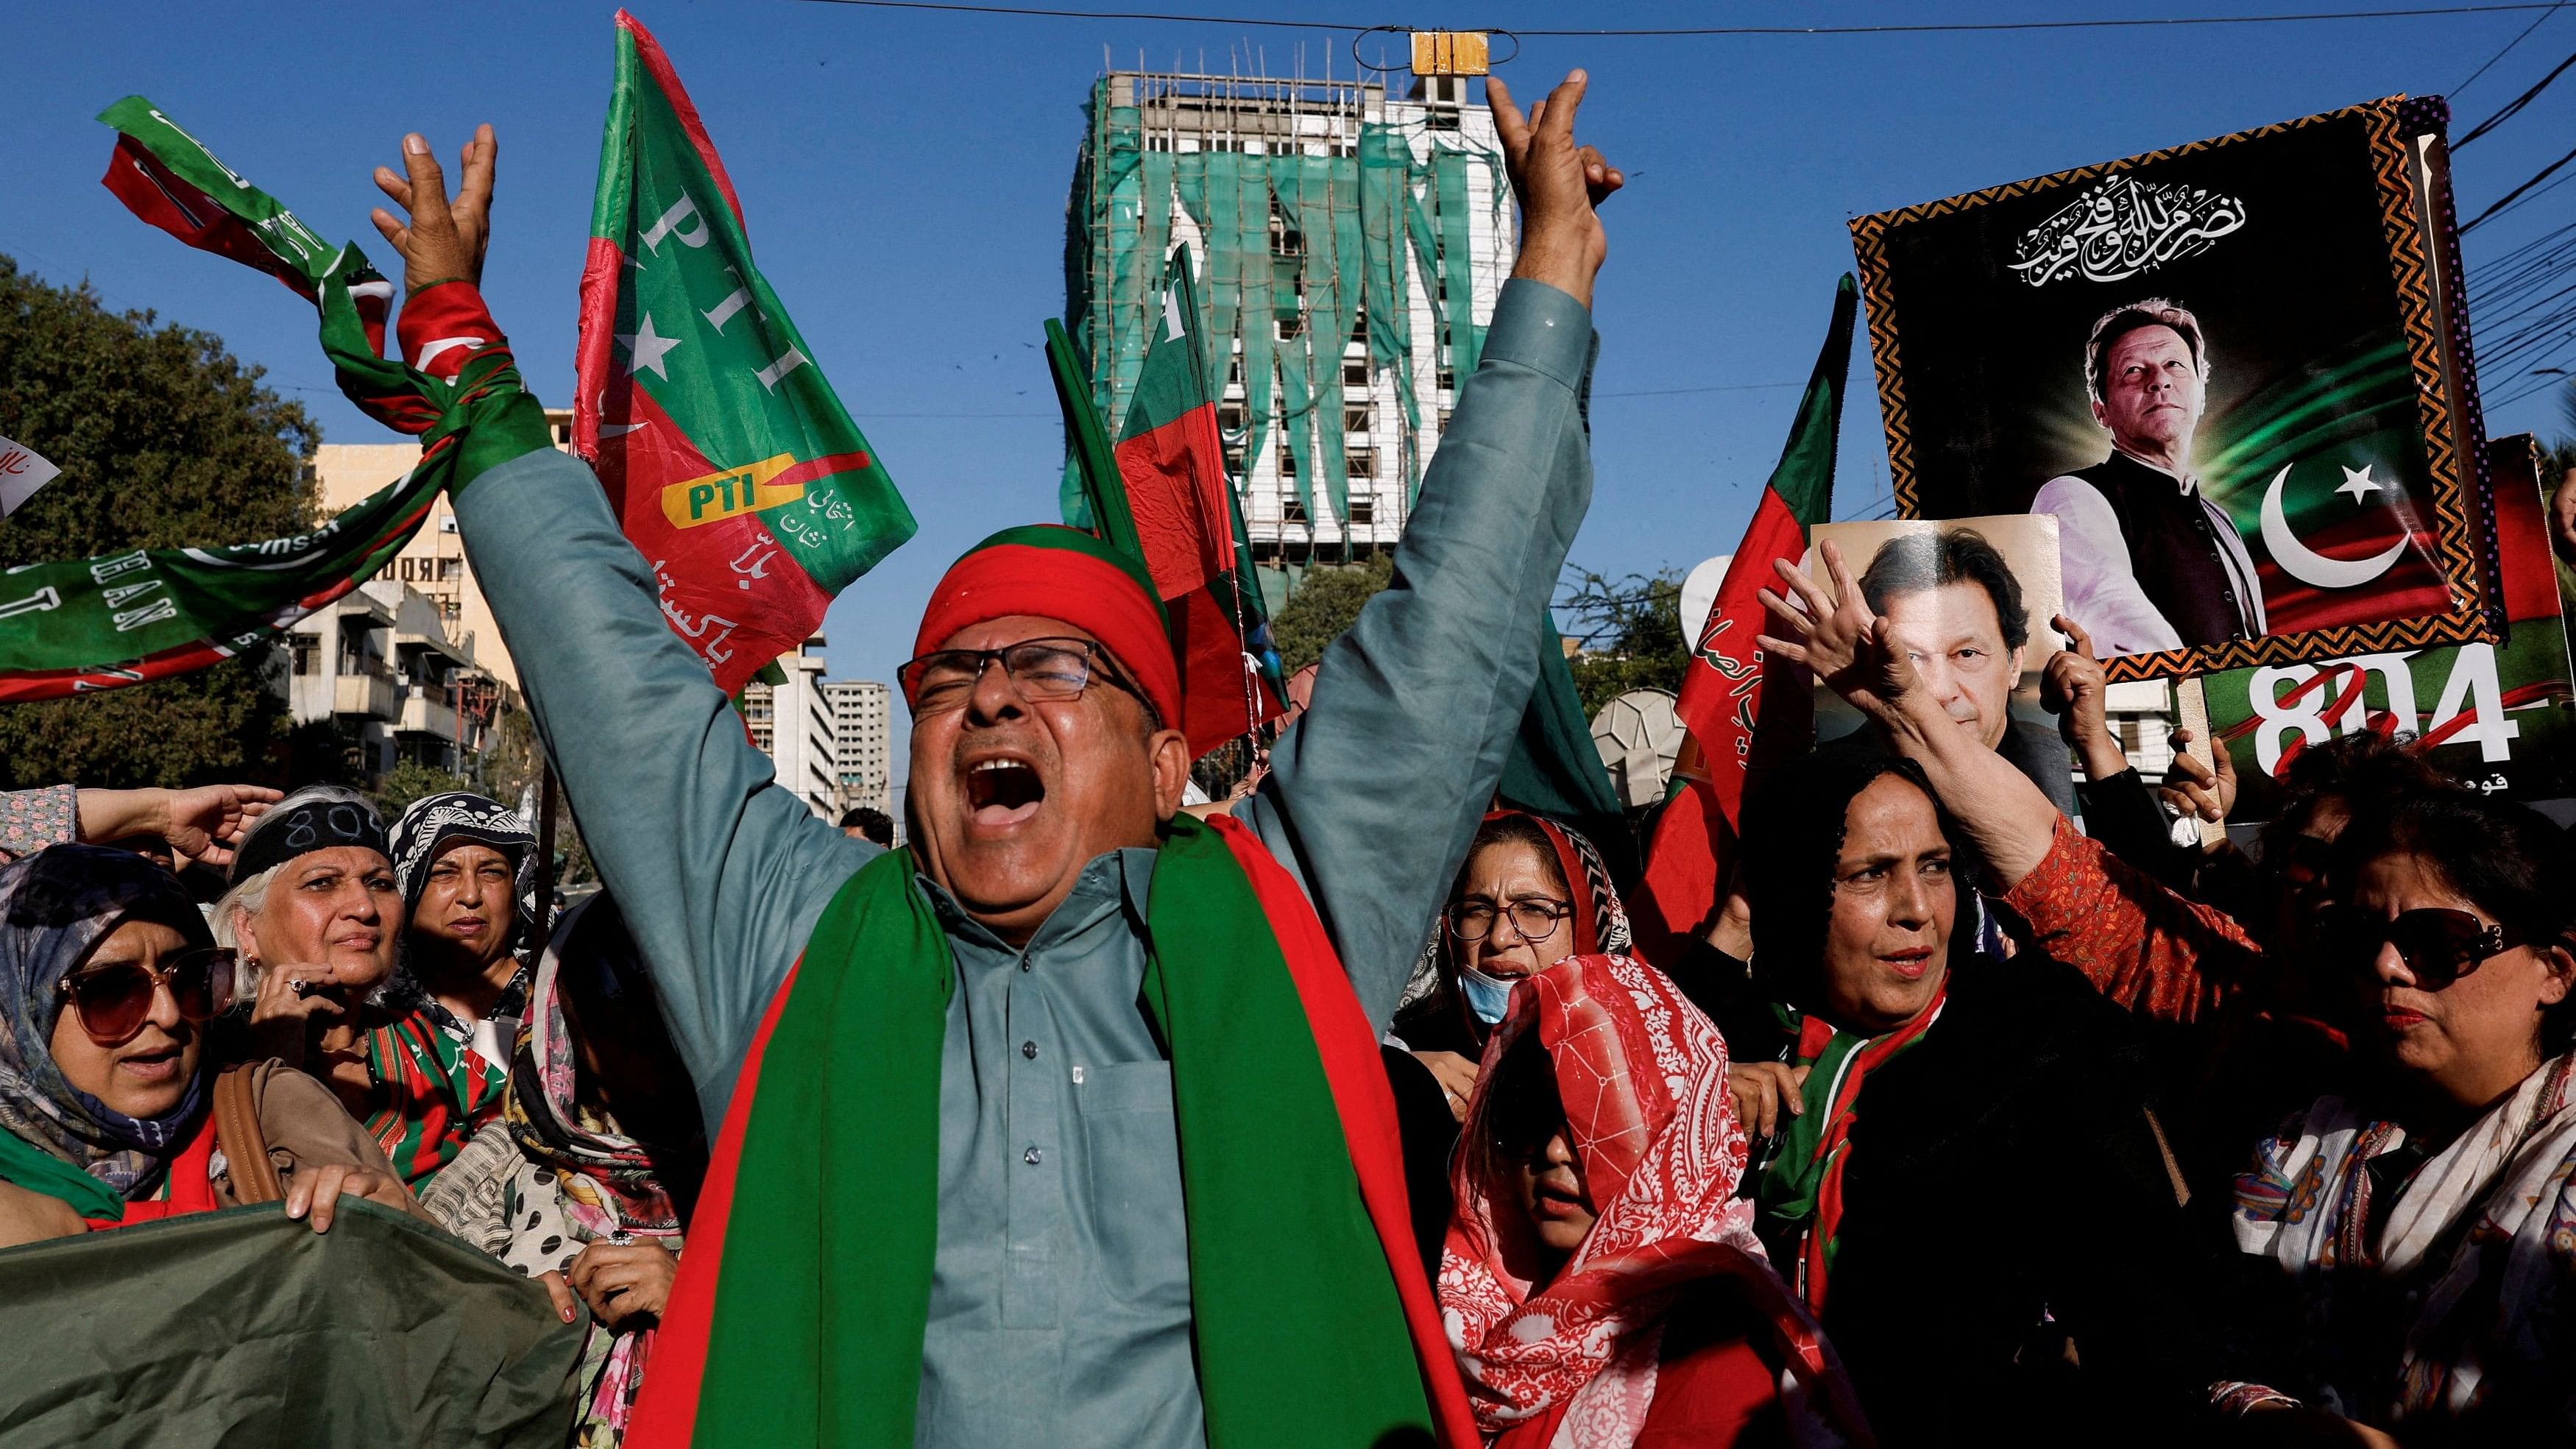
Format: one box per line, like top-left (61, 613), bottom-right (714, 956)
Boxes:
top-left (898, 637), bottom-right (1143, 717)
top-left (57, 948), bottom-right (236, 1046)
top-left (1446, 899), bottom-right (1571, 944)
top-left (2321, 906), bottom-right (2521, 989)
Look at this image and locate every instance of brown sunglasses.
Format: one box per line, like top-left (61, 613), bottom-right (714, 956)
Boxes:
top-left (56, 948), bottom-right (236, 1046)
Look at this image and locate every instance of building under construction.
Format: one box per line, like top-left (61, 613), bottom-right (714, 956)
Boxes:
top-left (1063, 59), bottom-right (1515, 598)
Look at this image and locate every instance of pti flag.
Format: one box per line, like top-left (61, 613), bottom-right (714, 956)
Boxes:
top-left (0, 100), bottom-right (531, 703)
top-left (1049, 247), bottom-right (1284, 757)
top-left (575, 11), bottom-right (916, 695)
top-left (1632, 275), bottom-right (1857, 954)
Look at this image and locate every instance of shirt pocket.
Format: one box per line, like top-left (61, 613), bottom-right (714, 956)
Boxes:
top-left (1075, 1060), bottom-right (1189, 1308)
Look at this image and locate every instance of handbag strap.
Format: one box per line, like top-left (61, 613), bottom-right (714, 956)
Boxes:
top-left (213, 1064), bottom-right (283, 1205)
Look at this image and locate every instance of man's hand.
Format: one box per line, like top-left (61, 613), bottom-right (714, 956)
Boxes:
top-left (1487, 71), bottom-right (1622, 308)
top-left (2552, 467), bottom-right (2576, 565)
top-left (370, 125), bottom-right (497, 293)
top-left (2040, 615), bottom-right (2131, 784)
top-left (1755, 539), bottom-right (1922, 721)
top-left (2159, 726), bottom-right (2237, 832)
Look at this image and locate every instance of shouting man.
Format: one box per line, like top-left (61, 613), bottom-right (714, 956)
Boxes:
top-left (2031, 299), bottom-right (2266, 657)
top-left (366, 72), bottom-right (1619, 1449)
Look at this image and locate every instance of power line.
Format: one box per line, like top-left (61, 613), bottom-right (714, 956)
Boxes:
top-left (793, 0), bottom-right (2565, 35)
top-left (2463, 137), bottom-right (2576, 228)
top-left (2454, 43), bottom-right (2576, 145)
top-left (2452, 0), bottom-right (2566, 94)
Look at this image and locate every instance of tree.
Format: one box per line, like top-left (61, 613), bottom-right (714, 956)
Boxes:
top-left (1557, 567), bottom-right (1689, 718)
top-left (375, 761), bottom-right (473, 819)
top-left (1270, 555), bottom-right (1393, 673)
top-left (0, 256), bottom-right (318, 790)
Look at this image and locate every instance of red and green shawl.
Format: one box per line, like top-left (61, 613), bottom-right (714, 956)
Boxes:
top-left (627, 812), bottom-right (1474, 1448)
top-left (364, 1013), bottom-right (508, 1187)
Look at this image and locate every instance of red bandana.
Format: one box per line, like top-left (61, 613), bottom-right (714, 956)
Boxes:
top-left (911, 525), bottom-right (1181, 727)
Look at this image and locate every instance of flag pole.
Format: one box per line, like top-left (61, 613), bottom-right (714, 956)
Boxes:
top-left (531, 759), bottom-right (559, 949)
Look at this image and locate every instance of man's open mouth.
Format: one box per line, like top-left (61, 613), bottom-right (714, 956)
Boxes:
top-left (964, 756), bottom-right (1045, 827)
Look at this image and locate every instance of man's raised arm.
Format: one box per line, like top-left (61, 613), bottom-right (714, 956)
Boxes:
top-left (1239, 73), bottom-right (1621, 1024)
top-left (367, 130), bottom-right (868, 1123)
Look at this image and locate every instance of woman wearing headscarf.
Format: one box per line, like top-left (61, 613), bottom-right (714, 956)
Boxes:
top-left (422, 893), bottom-right (707, 1449)
top-left (0, 844), bottom-right (423, 1244)
top-left (1441, 951), bottom-right (1865, 1448)
top-left (1381, 811), bottom-right (1628, 1274)
top-left (216, 785), bottom-right (505, 1186)
top-left (389, 790), bottom-right (539, 1071)
top-left (2213, 788), bottom-right (2576, 1445)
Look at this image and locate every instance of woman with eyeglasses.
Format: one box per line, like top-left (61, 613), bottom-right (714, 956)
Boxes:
top-left (213, 786), bottom-right (506, 1187)
top-left (2215, 787), bottom-right (2576, 1445)
top-left (1440, 951), bottom-right (1864, 1448)
top-left (0, 845), bottom-right (422, 1247)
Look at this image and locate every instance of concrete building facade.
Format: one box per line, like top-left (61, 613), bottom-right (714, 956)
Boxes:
top-left (284, 580), bottom-right (503, 779)
top-left (308, 408), bottom-right (584, 694)
top-left (740, 637), bottom-right (839, 821)
top-left (1066, 68), bottom-right (1514, 581)
top-left (824, 679), bottom-right (893, 816)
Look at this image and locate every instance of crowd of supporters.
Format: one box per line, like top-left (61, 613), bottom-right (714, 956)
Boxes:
top-left (6, 64), bottom-right (2576, 1449)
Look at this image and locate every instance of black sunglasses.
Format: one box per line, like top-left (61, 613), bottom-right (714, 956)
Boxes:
top-left (2321, 906), bottom-right (2521, 989)
top-left (57, 947), bottom-right (236, 1046)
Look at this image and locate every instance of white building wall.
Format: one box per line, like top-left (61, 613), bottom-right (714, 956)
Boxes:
top-left (824, 679), bottom-right (892, 815)
top-left (744, 638), bottom-right (841, 821)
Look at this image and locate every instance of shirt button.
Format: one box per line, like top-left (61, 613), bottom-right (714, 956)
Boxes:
top-left (1022, 1041), bottom-right (1038, 1060)
top-left (1023, 1146), bottom-right (1042, 1166)
top-left (1019, 960), bottom-right (1031, 973)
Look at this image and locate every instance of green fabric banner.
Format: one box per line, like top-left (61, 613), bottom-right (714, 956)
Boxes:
top-left (0, 99), bottom-right (547, 704)
top-left (0, 1202), bottom-right (581, 1446)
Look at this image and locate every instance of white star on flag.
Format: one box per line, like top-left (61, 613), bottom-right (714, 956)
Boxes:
top-left (2337, 463), bottom-right (2383, 502)
top-left (618, 313), bottom-right (683, 380)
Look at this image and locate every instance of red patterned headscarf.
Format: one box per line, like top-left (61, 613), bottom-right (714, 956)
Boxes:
top-left (1438, 952), bottom-right (1864, 1447)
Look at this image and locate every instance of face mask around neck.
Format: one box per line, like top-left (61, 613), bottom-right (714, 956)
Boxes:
top-left (1458, 964), bottom-right (1520, 1025)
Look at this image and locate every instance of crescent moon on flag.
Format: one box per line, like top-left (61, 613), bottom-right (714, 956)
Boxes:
top-left (2260, 463), bottom-right (2408, 590)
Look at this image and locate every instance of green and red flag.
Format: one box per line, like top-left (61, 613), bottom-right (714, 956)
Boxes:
top-left (1048, 248), bottom-right (1284, 757)
top-left (1632, 275), bottom-right (1857, 957)
top-left (0, 100), bottom-right (540, 704)
top-left (576, 11), bottom-right (916, 696)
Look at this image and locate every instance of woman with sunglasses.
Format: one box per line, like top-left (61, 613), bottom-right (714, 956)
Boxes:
top-left (2217, 787), bottom-right (2576, 1445)
top-left (1440, 951), bottom-right (1864, 1448)
top-left (216, 786), bottom-right (505, 1187)
top-left (0, 845), bottom-right (422, 1246)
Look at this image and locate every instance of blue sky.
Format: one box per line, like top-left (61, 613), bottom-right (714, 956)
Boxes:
top-left (8, 1), bottom-right (2576, 804)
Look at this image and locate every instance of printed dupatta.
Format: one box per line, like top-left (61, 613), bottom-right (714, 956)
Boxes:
top-left (364, 1010), bottom-right (507, 1187)
top-left (1440, 952), bottom-right (1863, 1447)
top-left (2227, 1051), bottom-right (2576, 1424)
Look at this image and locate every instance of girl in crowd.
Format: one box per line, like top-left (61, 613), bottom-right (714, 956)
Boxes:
top-left (389, 790), bottom-right (539, 1074)
top-left (2218, 788), bottom-right (2576, 1445)
top-left (216, 786), bottom-right (505, 1186)
top-left (425, 894), bottom-right (705, 1449)
top-left (0, 844), bottom-right (420, 1243)
top-left (1440, 952), bottom-right (1862, 1448)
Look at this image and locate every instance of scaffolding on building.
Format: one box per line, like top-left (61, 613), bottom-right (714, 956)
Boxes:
top-left (1063, 59), bottom-right (1515, 597)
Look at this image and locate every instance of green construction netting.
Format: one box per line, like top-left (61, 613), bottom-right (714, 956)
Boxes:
top-left (1064, 82), bottom-right (1504, 541)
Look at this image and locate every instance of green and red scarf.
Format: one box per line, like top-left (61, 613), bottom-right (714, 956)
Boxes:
top-left (363, 1013), bottom-right (509, 1188)
top-left (1755, 982), bottom-right (1949, 1311)
top-left (627, 812), bottom-right (1474, 1448)
top-left (0, 101), bottom-right (546, 703)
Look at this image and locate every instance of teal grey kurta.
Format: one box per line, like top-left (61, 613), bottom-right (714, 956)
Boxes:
top-left (449, 277), bottom-right (1597, 1446)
